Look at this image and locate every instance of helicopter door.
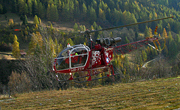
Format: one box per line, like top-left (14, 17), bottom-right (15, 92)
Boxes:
top-left (70, 48), bottom-right (88, 68)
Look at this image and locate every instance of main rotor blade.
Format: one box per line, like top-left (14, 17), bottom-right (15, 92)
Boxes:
top-left (88, 16), bottom-right (173, 33)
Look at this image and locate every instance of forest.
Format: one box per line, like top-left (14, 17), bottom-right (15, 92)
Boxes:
top-left (0, 0), bottom-right (180, 93)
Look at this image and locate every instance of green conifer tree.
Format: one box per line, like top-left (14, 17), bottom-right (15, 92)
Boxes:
top-left (73, 23), bottom-right (78, 31)
top-left (32, 0), bottom-right (38, 16)
top-left (62, 3), bottom-right (70, 21)
top-left (27, 0), bottom-right (32, 15)
top-left (69, 1), bottom-right (74, 20)
top-left (0, 4), bottom-right (3, 14)
top-left (88, 6), bottom-right (97, 24)
top-left (98, 8), bottom-right (106, 21)
top-left (11, 0), bottom-right (18, 13)
top-left (47, 4), bottom-right (51, 20)
top-left (18, 0), bottom-right (25, 15)
top-left (144, 26), bottom-right (150, 37)
top-left (38, 2), bottom-right (45, 18)
top-left (82, 3), bottom-right (87, 20)
top-left (22, 15), bottom-right (28, 25)
top-left (53, 5), bottom-right (59, 21)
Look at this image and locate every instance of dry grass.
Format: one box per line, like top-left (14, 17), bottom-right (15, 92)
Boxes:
top-left (1, 77), bottom-right (180, 110)
top-left (0, 52), bottom-right (15, 60)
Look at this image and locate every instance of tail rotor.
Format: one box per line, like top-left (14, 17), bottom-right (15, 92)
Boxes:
top-left (148, 26), bottom-right (166, 51)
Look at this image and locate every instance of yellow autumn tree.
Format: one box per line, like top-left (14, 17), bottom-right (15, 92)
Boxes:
top-left (49, 37), bottom-right (56, 57)
top-left (54, 38), bottom-right (63, 56)
top-left (149, 27), bottom-right (153, 37)
top-left (8, 19), bottom-right (14, 26)
top-left (162, 28), bottom-right (168, 38)
top-left (12, 35), bottom-right (20, 58)
top-left (35, 32), bottom-right (43, 48)
top-left (28, 34), bottom-right (37, 54)
top-left (28, 32), bottom-right (43, 54)
top-left (66, 38), bottom-right (74, 46)
top-left (34, 15), bottom-right (39, 24)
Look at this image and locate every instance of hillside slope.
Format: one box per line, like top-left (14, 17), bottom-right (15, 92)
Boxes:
top-left (1, 77), bottom-right (180, 109)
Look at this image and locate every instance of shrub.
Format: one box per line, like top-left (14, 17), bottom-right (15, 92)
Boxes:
top-left (8, 71), bottom-right (31, 94)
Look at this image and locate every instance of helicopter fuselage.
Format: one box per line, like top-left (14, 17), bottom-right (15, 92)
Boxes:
top-left (53, 44), bottom-right (114, 74)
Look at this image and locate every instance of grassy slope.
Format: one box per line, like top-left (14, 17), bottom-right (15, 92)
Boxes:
top-left (1, 77), bottom-right (180, 110)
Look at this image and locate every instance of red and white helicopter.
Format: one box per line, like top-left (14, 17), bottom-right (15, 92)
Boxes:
top-left (53, 16), bottom-right (173, 82)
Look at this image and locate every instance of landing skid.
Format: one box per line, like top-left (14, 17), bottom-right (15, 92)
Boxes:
top-left (55, 65), bottom-right (120, 83)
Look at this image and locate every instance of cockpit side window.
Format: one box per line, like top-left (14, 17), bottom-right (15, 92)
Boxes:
top-left (56, 47), bottom-right (72, 70)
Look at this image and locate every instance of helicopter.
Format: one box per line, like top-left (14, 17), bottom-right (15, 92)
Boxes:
top-left (53, 16), bottom-right (173, 82)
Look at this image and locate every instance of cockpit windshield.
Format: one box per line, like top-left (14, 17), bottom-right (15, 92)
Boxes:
top-left (55, 44), bottom-right (90, 70)
top-left (57, 47), bottom-right (73, 58)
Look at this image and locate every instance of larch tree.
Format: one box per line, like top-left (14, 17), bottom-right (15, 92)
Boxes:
top-left (12, 35), bottom-right (20, 58)
top-left (34, 15), bottom-right (39, 24)
top-left (28, 33), bottom-right (37, 54)
top-left (98, 8), bottom-right (106, 21)
top-left (162, 28), bottom-right (168, 38)
top-left (28, 32), bottom-right (43, 54)
top-left (142, 50), bottom-right (147, 62)
top-left (148, 27), bottom-right (153, 37)
top-left (48, 37), bottom-right (56, 57)
top-left (54, 38), bottom-right (62, 55)
top-left (8, 19), bottom-right (14, 26)
top-left (66, 38), bottom-right (74, 46)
